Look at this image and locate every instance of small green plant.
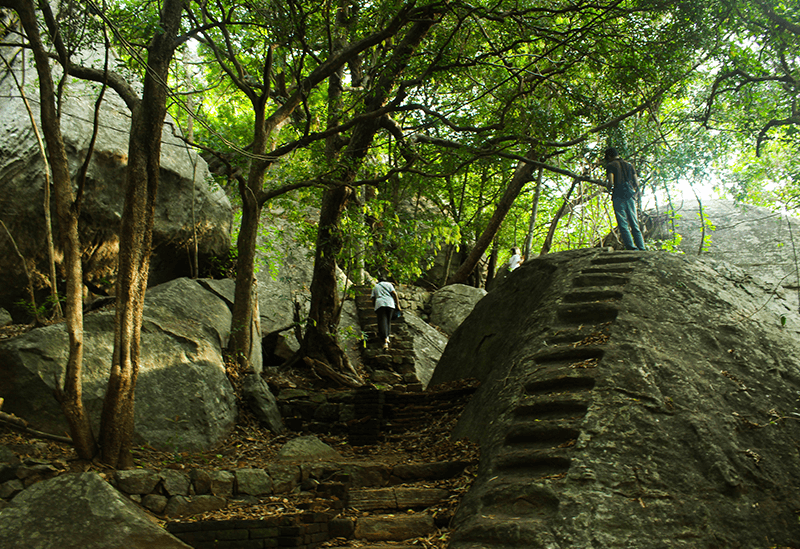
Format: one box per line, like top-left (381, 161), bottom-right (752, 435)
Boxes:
top-left (15, 292), bottom-right (65, 321)
top-left (698, 212), bottom-right (716, 253)
top-left (661, 232), bottom-right (683, 253)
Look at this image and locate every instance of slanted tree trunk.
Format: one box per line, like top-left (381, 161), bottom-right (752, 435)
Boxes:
top-left (540, 177), bottom-right (580, 255)
top-left (5, 0), bottom-right (96, 458)
top-left (522, 167), bottom-right (543, 259)
top-left (99, 0), bottom-right (183, 469)
top-left (449, 147), bottom-right (539, 285)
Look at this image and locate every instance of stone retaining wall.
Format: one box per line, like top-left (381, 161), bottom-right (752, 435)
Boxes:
top-left (167, 514), bottom-right (332, 549)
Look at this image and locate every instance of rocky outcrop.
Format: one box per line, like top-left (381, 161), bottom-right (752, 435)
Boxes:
top-left (431, 248), bottom-right (800, 548)
top-left (0, 37), bottom-right (232, 320)
top-left (650, 199), bottom-right (800, 294)
top-left (0, 472), bottom-right (191, 549)
top-left (429, 284), bottom-right (487, 336)
top-left (402, 311), bottom-right (448, 388)
top-left (241, 374), bottom-right (284, 434)
top-left (0, 278), bottom-right (236, 451)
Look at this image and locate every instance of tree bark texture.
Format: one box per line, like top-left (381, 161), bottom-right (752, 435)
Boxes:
top-left (302, 184), bottom-right (358, 378)
top-left (6, 0), bottom-right (96, 459)
top-left (99, 0), bottom-right (183, 468)
top-left (229, 176), bottom-right (264, 369)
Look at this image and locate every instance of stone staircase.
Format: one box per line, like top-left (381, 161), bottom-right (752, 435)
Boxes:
top-left (353, 285), bottom-right (419, 387)
top-left (163, 379), bottom-right (478, 548)
top-left (449, 250), bottom-right (641, 548)
top-left (164, 286), bottom-right (480, 548)
top-left (165, 453), bottom-right (472, 549)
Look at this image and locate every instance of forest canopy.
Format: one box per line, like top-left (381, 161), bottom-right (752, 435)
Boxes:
top-left (5, 0), bottom-right (799, 275)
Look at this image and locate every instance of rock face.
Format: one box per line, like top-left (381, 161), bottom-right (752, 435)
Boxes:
top-left (429, 284), bottom-right (487, 336)
top-left (255, 205), bottom-right (317, 363)
top-left (0, 39), bottom-right (232, 320)
top-left (650, 199), bottom-right (800, 294)
top-left (242, 373), bottom-right (284, 433)
top-left (0, 278), bottom-right (236, 451)
top-left (431, 248), bottom-right (800, 548)
top-left (0, 472), bottom-right (191, 549)
top-left (402, 312), bottom-right (448, 388)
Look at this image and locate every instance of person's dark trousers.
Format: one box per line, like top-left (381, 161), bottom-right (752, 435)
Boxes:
top-left (612, 194), bottom-right (646, 250)
top-left (376, 306), bottom-right (394, 342)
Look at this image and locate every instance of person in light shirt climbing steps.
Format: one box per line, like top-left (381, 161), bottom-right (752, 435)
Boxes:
top-left (371, 275), bottom-right (401, 350)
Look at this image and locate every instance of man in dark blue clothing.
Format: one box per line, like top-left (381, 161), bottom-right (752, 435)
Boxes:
top-left (605, 147), bottom-right (646, 251)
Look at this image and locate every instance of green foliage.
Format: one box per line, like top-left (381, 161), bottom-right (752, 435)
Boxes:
top-left (14, 293), bottom-right (65, 321)
top-left (698, 212), bottom-right (716, 253)
top-left (660, 211), bottom-right (685, 254)
top-left (339, 194), bottom-right (461, 284)
top-left (63, 0), bottom-right (800, 294)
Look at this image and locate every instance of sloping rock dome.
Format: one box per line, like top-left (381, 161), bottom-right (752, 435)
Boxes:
top-left (431, 248), bottom-right (800, 548)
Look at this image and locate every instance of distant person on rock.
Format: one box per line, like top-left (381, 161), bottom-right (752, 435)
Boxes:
top-left (605, 147), bottom-right (646, 251)
top-left (371, 276), bottom-right (401, 350)
top-left (508, 247), bottom-right (523, 272)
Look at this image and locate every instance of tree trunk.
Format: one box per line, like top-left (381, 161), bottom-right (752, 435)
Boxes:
top-left (449, 147), bottom-right (539, 285)
top-left (302, 184), bottom-right (359, 380)
top-left (486, 236), bottom-right (499, 286)
top-left (228, 185), bottom-right (263, 370)
top-left (540, 177), bottom-right (580, 255)
top-left (8, 0), bottom-right (96, 459)
top-left (99, 0), bottom-right (182, 468)
top-left (302, 8), bottom-right (439, 380)
top-left (523, 167), bottom-right (543, 259)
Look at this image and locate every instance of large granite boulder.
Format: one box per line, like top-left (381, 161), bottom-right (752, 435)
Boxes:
top-left (0, 472), bottom-right (190, 549)
top-left (429, 284), bottom-right (487, 336)
top-left (0, 31), bottom-right (232, 320)
top-left (0, 278), bottom-right (236, 451)
top-left (402, 312), bottom-right (448, 388)
top-left (649, 199), bottom-right (800, 295)
top-left (255, 205), bottom-right (316, 363)
top-left (432, 248), bottom-right (800, 548)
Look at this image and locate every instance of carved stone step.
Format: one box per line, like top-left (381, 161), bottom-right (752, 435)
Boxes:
top-left (556, 302), bottom-right (620, 324)
top-left (572, 273), bottom-right (631, 287)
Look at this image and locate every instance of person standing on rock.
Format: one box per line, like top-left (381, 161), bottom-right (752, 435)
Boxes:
top-left (605, 147), bottom-right (646, 251)
top-left (508, 247), bottom-right (523, 272)
top-left (371, 276), bottom-right (401, 350)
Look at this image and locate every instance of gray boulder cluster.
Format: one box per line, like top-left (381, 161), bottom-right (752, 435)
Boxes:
top-left (0, 278), bottom-right (238, 450)
top-left (0, 43), bottom-right (486, 453)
